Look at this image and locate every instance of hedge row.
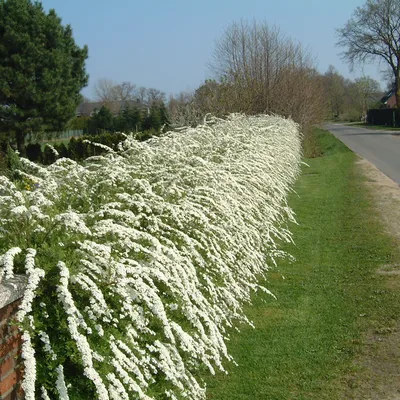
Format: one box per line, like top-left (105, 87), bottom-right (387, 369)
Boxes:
top-left (0, 114), bottom-right (302, 399)
top-left (25, 131), bottom-right (158, 165)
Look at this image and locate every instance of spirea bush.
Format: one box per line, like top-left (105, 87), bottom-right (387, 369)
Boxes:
top-left (0, 114), bottom-right (301, 400)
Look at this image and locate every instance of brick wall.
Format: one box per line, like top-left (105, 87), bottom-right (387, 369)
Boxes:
top-left (0, 299), bottom-right (23, 400)
top-left (0, 277), bottom-right (27, 400)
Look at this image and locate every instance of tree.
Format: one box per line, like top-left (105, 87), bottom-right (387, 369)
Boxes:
top-left (114, 81), bottom-right (137, 102)
top-left (322, 66), bottom-right (347, 119)
top-left (93, 79), bottom-right (137, 102)
top-left (137, 87), bottom-right (147, 104)
top-left (93, 78), bottom-right (119, 102)
top-left (349, 76), bottom-right (381, 118)
top-left (142, 104), bottom-right (162, 132)
top-left (208, 20), bottom-right (325, 130)
top-left (117, 106), bottom-right (142, 132)
top-left (337, 0), bottom-right (400, 107)
top-left (146, 88), bottom-right (166, 105)
top-left (157, 102), bottom-right (170, 128)
top-left (194, 80), bottom-right (232, 117)
top-left (87, 106), bottom-right (115, 134)
top-left (0, 0), bottom-right (88, 153)
top-left (168, 91), bottom-right (203, 127)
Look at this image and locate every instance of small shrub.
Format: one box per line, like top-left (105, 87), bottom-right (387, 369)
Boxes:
top-left (26, 143), bottom-right (43, 163)
top-left (42, 145), bottom-right (58, 165)
top-left (55, 142), bottom-right (69, 158)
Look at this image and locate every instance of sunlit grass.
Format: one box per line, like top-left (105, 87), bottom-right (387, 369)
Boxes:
top-left (205, 128), bottom-right (400, 399)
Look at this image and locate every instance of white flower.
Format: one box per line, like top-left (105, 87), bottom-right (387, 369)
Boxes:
top-left (21, 331), bottom-right (36, 400)
top-left (0, 114), bottom-right (301, 400)
top-left (11, 205), bottom-right (28, 215)
top-left (56, 211), bottom-right (92, 236)
top-left (57, 262), bottom-right (109, 400)
top-left (41, 386), bottom-right (51, 400)
top-left (16, 249), bottom-right (45, 323)
top-left (56, 365), bottom-right (70, 399)
top-left (0, 247), bottom-right (22, 281)
top-left (45, 144), bottom-right (59, 157)
top-left (38, 331), bottom-right (57, 361)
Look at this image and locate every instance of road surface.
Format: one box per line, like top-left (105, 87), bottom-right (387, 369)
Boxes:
top-left (324, 123), bottom-right (400, 185)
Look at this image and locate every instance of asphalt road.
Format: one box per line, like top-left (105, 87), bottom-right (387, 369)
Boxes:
top-left (324, 123), bottom-right (400, 185)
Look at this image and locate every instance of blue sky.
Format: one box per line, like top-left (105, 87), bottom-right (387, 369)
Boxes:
top-left (40, 0), bottom-right (386, 99)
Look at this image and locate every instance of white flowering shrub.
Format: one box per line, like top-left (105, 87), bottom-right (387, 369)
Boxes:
top-left (0, 114), bottom-right (301, 399)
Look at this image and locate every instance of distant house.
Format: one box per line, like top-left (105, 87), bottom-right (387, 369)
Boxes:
top-left (381, 89), bottom-right (396, 108)
top-left (76, 100), bottom-right (149, 117)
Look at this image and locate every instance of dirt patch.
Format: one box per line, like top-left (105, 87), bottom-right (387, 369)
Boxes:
top-left (346, 158), bottom-right (400, 399)
top-left (357, 158), bottom-right (400, 242)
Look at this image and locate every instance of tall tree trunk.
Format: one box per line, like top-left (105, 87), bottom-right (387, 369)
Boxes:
top-left (395, 68), bottom-right (400, 109)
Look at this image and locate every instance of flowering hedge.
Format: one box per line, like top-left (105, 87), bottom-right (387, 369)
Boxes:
top-left (0, 114), bottom-right (301, 399)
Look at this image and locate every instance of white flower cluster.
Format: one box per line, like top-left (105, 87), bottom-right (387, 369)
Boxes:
top-left (83, 139), bottom-right (115, 153)
top-left (55, 365), bottom-right (70, 400)
top-left (21, 330), bottom-right (36, 400)
top-left (16, 249), bottom-right (45, 323)
top-left (0, 114), bottom-right (301, 399)
top-left (0, 247), bottom-right (21, 281)
top-left (45, 144), bottom-right (59, 157)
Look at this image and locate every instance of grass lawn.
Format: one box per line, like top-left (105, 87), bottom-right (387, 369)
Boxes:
top-left (345, 122), bottom-right (400, 131)
top-left (40, 137), bottom-right (71, 151)
top-left (205, 128), bottom-right (400, 399)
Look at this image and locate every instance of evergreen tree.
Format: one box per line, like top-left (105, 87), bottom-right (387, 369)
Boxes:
top-left (0, 0), bottom-right (88, 153)
top-left (158, 102), bottom-right (170, 129)
top-left (87, 106), bottom-right (115, 134)
top-left (142, 104), bottom-right (162, 131)
top-left (117, 106), bottom-right (142, 133)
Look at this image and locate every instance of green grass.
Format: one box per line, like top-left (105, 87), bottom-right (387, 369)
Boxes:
top-left (40, 137), bottom-right (71, 151)
top-left (205, 128), bottom-right (400, 399)
top-left (345, 122), bottom-right (400, 131)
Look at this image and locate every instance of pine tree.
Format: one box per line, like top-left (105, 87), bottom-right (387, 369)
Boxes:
top-left (142, 104), bottom-right (162, 132)
top-left (87, 106), bottom-right (115, 134)
top-left (117, 106), bottom-right (142, 133)
top-left (0, 0), bottom-right (88, 153)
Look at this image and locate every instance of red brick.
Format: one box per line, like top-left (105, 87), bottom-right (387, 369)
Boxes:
top-left (0, 324), bottom-right (19, 346)
top-left (0, 299), bottom-right (24, 399)
top-left (0, 301), bottom-right (21, 326)
top-left (0, 386), bottom-right (18, 400)
top-left (0, 335), bottom-right (22, 359)
top-left (0, 357), bottom-right (14, 380)
top-left (0, 371), bottom-right (16, 396)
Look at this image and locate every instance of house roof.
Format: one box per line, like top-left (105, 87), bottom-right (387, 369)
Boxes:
top-left (381, 89), bottom-right (395, 104)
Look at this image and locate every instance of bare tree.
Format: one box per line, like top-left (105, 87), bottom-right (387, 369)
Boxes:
top-left (194, 79), bottom-right (233, 116)
top-left (322, 65), bottom-right (347, 119)
top-left (94, 79), bottom-right (138, 102)
top-left (146, 88), bottom-right (166, 105)
top-left (114, 81), bottom-right (137, 101)
top-left (93, 78), bottom-right (119, 102)
top-left (337, 0), bottom-right (400, 107)
top-left (349, 76), bottom-right (381, 119)
top-left (168, 92), bottom-right (205, 127)
top-left (208, 20), bottom-right (326, 130)
top-left (138, 87), bottom-right (147, 104)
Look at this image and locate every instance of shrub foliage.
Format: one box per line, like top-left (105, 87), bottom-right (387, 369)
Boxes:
top-left (0, 114), bottom-right (301, 399)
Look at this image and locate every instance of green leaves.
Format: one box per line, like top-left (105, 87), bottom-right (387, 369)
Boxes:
top-left (0, 0), bottom-right (88, 152)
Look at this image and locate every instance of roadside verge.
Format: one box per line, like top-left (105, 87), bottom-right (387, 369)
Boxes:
top-left (205, 128), bottom-right (400, 399)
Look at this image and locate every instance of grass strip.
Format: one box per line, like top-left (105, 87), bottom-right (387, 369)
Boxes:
top-left (205, 128), bottom-right (400, 399)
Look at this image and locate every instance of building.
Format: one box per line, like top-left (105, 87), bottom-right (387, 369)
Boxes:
top-left (381, 89), bottom-right (396, 108)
